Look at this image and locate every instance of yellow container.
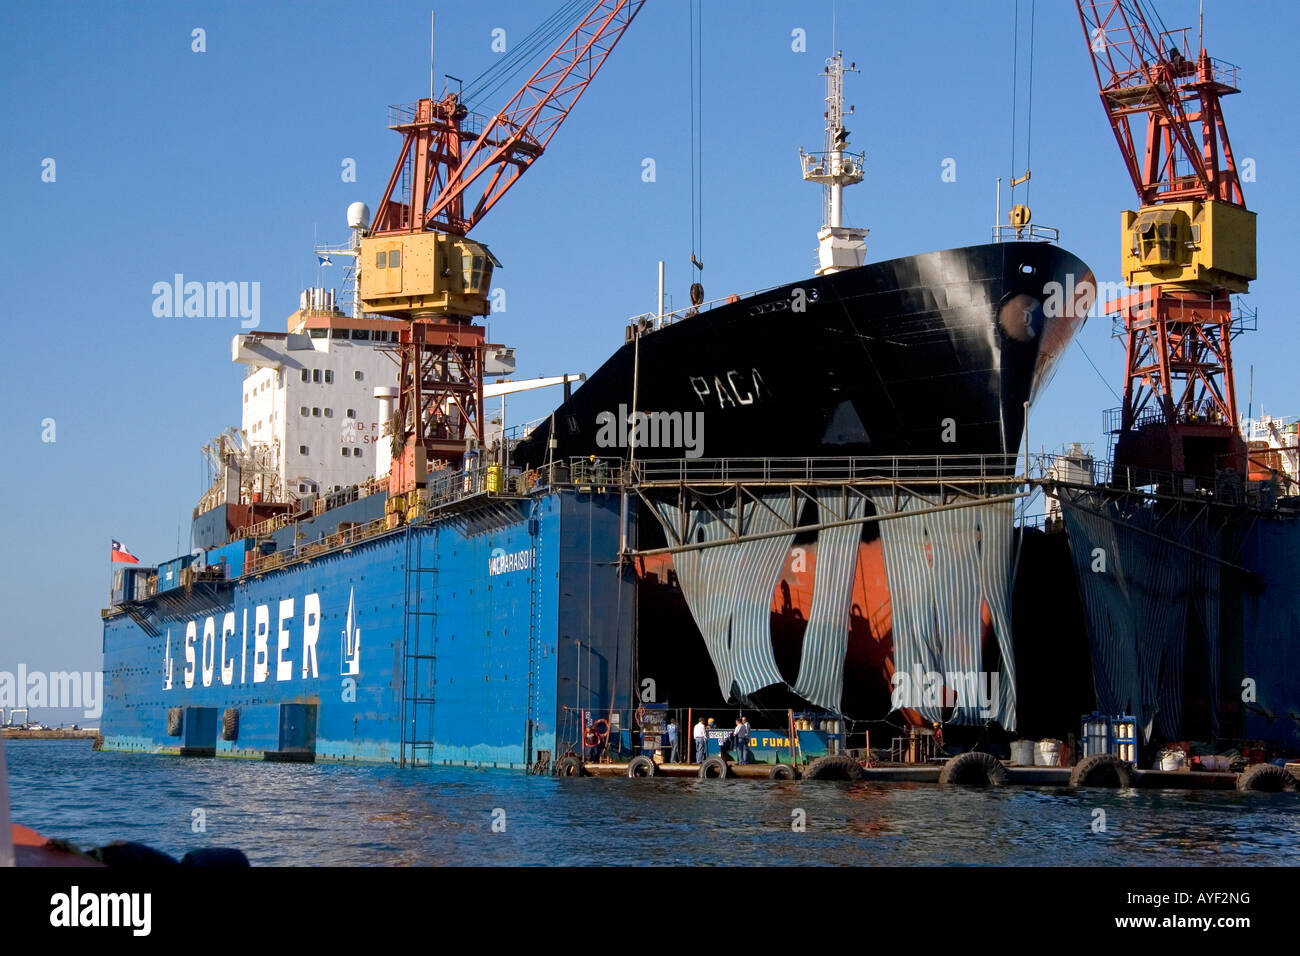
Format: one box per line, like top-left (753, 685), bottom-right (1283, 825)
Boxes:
top-left (486, 464), bottom-right (503, 493)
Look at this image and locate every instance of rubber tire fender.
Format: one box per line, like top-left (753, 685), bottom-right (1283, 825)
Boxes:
top-left (627, 755), bottom-right (659, 778)
top-left (768, 763), bottom-right (797, 780)
top-left (698, 756), bottom-right (732, 779)
top-left (221, 707), bottom-right (239, 742)
top-left (554, 755), bottom-right (586, 777)
top-left (939, 751), bottom-right (1008, 786)
top-left (166, 707), bottom-right (183, 738)
top-left (801, 755), bottom-right (866, 782)
top-left (1069, 753), bottom-right (1134, 789)
top-left (1236, 763), bottom-right (1298, 793)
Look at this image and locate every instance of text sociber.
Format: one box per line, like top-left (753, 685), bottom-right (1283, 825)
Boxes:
top-left (162, 593), bottom-right (322, 690)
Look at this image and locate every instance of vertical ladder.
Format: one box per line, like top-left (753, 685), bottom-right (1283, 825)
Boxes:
top-left (524, 500), bottom-right (544, 770)
top-left (400, 525), bottom-right (439, 768)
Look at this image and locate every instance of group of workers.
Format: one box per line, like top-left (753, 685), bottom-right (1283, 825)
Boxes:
top-left (583, 711), bottom-right (755, 765)
top-left (661, 714), bottom-right (752, 764)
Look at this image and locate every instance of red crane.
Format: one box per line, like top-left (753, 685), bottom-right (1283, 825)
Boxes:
top-left (1076, 0), bottom-right (1256, 481)
top-left (360, 0), bottom-right (645, 495)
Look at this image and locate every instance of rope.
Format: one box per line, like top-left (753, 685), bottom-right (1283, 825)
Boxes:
top-left (1077, 336), bottom-right (1125, 403)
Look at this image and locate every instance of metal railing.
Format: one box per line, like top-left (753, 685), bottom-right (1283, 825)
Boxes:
top-left (627, 454), bottom-right (1022, 485)
top-left (991, 223), bottom-right (1060, 244)
top-left (241, 463), bottom-right (522, 577)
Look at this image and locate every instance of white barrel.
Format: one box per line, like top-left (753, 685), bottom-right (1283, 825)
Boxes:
top-left (1034, 739), bottom-right (1062, 767)
top-left (1010, 739), bottom-right (1035, 766)
top-left (1158, 749), bottom-right (1186, 771)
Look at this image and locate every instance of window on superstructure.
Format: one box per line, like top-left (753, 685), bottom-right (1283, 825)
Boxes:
top-left (331, 329), bottom-right (347, 340)
top-left (389, 250), bottom-right (400, 268)
top-left (312, 407), bottom-right (320, 417)
top-left (375, 251), bottom-right (387, 268)
top-left (301, 369), bottom-right (310, 383)
top-left (312, 369), bottom-right (321, 383)
top-left (352, 448), bottom-right (362, 457)
top-left (346, 408), bottom-right (356, 419)
top-left (324, 370), bottom-right (334, 384)
top-left (300, 406), bottom-right (308, 416)
top-left (351, 330), bottom-right (369, 340)
top-left (324, 408), bottom-right (333, 418)
top-left (354, 371), bottom-right (364, 381)
top-left (299, 446), bottom-right (309, 455)
top-left (340, 448), bottom-right (349, 458)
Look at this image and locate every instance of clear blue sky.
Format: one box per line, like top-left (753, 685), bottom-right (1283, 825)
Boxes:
top-left (2, 0), bottom-right (1297, 712)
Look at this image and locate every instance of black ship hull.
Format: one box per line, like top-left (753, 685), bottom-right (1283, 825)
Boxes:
top-left (515, 241), bottom-right (1093, 466)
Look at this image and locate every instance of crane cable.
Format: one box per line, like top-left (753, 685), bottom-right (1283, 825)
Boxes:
top-left (688, 0), bottom-right (704, 294)
top-left (1008, 0), bottom-right (1036, 210)
top-left (462, 0), bottom-right (589, 109)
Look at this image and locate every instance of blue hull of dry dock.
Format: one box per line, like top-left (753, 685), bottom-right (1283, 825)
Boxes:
top-left (100, 489), bottom-right (634, 767)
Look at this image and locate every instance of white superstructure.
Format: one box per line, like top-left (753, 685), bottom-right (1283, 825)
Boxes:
top-left (233, 292), bottom-right (405, 498)
top-left (1241, 414), bottom-right (1299, 492)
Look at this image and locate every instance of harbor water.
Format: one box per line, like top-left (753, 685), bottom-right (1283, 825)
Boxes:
top-left (7, 741), bottom-right (1298, 866)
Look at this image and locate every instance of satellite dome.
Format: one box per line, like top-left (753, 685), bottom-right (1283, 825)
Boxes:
top-left (347, 202), bottom-right (371, 229)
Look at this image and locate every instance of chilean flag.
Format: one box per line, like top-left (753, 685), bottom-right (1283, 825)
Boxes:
top-left (111, 540), bottom-right (139, 564)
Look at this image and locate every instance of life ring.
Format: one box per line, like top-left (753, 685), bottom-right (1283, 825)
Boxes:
top-left (592, 718), bottom-right (610, 739)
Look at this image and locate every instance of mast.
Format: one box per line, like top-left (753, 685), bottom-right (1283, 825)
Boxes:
top-left (799, 51), bottom-right (867, 275)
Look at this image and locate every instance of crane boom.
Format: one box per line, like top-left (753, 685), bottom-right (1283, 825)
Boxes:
top-left (371, 0), bottom-right (644, 240)
top-left (356, 1), bottom-right (644, 497)
top-left (1077, 0), bottom-right (1245, 205)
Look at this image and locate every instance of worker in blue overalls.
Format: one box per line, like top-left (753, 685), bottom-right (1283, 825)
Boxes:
top-left (665, 717), bottom-right (681, 763)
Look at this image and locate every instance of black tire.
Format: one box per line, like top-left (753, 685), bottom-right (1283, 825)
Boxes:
top-left (627, 755), bottom-right (659, 778)
top-left (801, 755), bottom-right (866, 782)
top-left (1069, 753), bottom-right (1134, 789)
top-left (1236, 763), bottom-right (1298, 793)
top-left (166, 707), bottom-right (183, 738)
top-left (221, 707), bottom-right (239, 742)
top-left (939, 751), bottom-right (1008, 786)
top-left (698, 756), bottom-right (732, 779)
top-left (768, 763), bottom-right (797, 780)
top-left (554, 755), bottom-right (586, 777)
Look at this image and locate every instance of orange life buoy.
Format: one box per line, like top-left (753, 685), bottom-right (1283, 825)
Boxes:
top-left (593, 718), bottom-right (610, 739)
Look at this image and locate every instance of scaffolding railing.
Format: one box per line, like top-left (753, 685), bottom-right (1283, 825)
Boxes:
top-left (628, 453), bottom-right (1022, 485)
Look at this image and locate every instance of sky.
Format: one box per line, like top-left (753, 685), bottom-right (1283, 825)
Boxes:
top-left (2, 0), bottom-right (1297, 722)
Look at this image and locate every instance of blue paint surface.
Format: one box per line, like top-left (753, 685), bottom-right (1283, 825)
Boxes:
top-left (101, 489), bottom-right (630, 770)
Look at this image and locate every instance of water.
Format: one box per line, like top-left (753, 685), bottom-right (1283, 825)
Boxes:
top-left (7, 741), bottom-right (1299, 866)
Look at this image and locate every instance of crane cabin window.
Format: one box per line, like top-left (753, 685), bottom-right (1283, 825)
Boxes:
top-left (462, 253), bottom-right (487, 292)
